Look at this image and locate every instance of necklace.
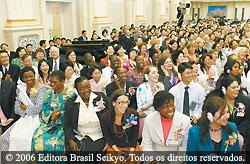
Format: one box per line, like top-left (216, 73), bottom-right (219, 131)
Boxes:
top-left (113, 124), bottom-right (125, 138)
top-left (209, 127), bottom-right (222, 132)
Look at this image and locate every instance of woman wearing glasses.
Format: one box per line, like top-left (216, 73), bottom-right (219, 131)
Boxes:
top-left (100, 89), bottom-right (139, 164)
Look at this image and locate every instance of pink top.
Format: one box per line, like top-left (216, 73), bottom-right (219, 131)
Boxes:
top-left (160, 113), bottom-right (172, 144)
top-left (89, 78), bottom-right (109, 95)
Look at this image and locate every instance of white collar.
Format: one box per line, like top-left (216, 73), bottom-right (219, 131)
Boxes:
top-left (2, 64), bottom-right (10, 70)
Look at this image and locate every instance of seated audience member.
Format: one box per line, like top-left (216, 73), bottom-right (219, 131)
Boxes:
top-left (60, 60), bottom-right (77, 90)
top-left (142, 91), bottom-right (191, 160)
top-left (197, 53), bottom-right (219, 94)
top-left (0, 43), bottom-right (17, 62)
top-left (80, 53), bottom-right (105, 79)
top-left (11, 47), bottom-right (26, 69)
top-left (48, 46), bottom-right (65, 72)
top-left (33, 48), bottom-right (45, 67)
top-left (172, 50), bottom-right (185, 72)
top-left (0, 50), bottom-right (20, 84)
top-left (89, 64), bottom-right (109, 95)
top-left (65, 49), bottom-right (83, 77)
top-left (207, 76), bottom-right (250, 153)
top-left (31, 70), bottom-right (74, 153)
top-left (100, 89), bottom-right (139, 164)
top-left (114, 45), bottom-right (128, 67)
top-left (124, 49), bottom-right (137, 72)
top-left (106, 67), bottom-right (137, 110)
top-left (127, 55), bottom-right (145, 87)
top-left (26, 44), bottom-right (35, 58)
top-left (0, 67), bottom-right (46, 151)
top-left (187, 97), bottom-right (240, 160)
top-left (64, 76), bottom-right (109, 152)
top-left (0, 76), bottom-right (18, 134)
top-left (158, 55), bottom-right (180, 91)
top-left (102, 54), bottom-right (120, 83)
top-left (169, 62), bottom-right (205, 124)
top-left (138, 42), bottom-right (149, 66)
top-left (22, 54), bottom-right (38, 78)
top-left (37, 59), bottom-right (51, 88)
top-left (149, 50), bottom-right (161, 67)
top-left (101, 44), bottom-right (115, 67)
top-left (137, 65), bottom-right (164, 137)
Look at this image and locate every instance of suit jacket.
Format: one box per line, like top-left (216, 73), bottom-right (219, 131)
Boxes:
top-left (187, 122), bottom-right (240, 163)
top-left (106, 81), bottom-right (137, 110)
top-left (142, 111), bottom-right (191, 151)
top-left (64, 92), bottom-right (109, 151)
top-left (0, 80), bottom-right (19, 132)
top-left (48, 57), bottom-right (65, 71)
top-left (0, 64), bottom-right (20, 84)
top-left (9, 51), bottom-right (18, 63)
top-left (80, 62), bottom-right (105, 79)
top-left (118, 34), bottom-right (135, 52)
top-left (78, 36), bottom-right (88, 41)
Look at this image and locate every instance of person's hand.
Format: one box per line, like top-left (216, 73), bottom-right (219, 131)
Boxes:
top-left (139, 112), bottom-right (147, 118)
top-left (114, 75), bottom-right (121, 89)
top-left (0, 118), bottom-right (14, 126)
top-left (207, 71), bottom-right (215, 80)
top-left (161, 65), bottom-right (169, 76)
top-left (21, 103), bottom-right (27, 110)
top-left (51, 109), bottom-right (61, 121)
top-left (69, 140), bottom-right (80, 154)
top-left (5, 74), bottom-right (11, 81)
top-left (190, 115), bottom-right (197, 125)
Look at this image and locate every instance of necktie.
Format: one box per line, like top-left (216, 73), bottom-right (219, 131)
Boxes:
top-left (3, 68), bottom-right (8, 79)
top-left (183, 86), bottom-right (190, 116)
top-left (54, 60), bottom-right (58, 71)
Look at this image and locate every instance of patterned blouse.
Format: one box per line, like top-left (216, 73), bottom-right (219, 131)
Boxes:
top-left (11, 58), bottom-right (24, 69)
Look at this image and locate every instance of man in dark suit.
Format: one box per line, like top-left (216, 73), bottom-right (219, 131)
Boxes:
top-left (48, 46), bottom-right (65, 72)
top-left (0, 78), bottom-right (19, 134)
top-left (118, 29), bottom-right (135, 52)
top-left (78, 30), bottom-right (88, 41)
top-left (39, 40), bottom-right (50, 60)
top-left (0, 50), bottom-right (20, 84)
top-left (26, 44), bottom-right (36, 59)
top-left (106, 67), bottom-right (137, 110)
top-left (80, 53), bottom-right (105, 79)
top-left (1, 43), bottom-right (17, 63)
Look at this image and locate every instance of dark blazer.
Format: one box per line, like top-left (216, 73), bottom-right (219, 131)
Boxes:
top-left (0, 80), bottom-right (19, 132)
top-left (48, 57), bottom-right (65, 71)
top-left (9, 51), bottom-right (18, 63)
top-left (64, 92), bottom-right (109, 151)
top-left (106, 81), bottom-right (137, 110)
top-left (80, 62), bottom-right (105, 79)
top-left (118, 34), bottom-right (135, 52)
top-left (78, 36), bottom-right (88, 41)
top-left (0, 64), bottom-right (20, 84)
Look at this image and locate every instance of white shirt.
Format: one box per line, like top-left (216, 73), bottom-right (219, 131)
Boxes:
top-left (64, 74), bottom-right (78, 91)
top-left (75, 93), bottom-right (103, 141)
top-left (169, 81), bottom-right (205, 119)
top-left (101, 66), bottom-right (113, 84)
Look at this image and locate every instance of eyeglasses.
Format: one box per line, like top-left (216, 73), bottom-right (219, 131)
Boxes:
top-left (117, 101), bottom-right (130, 105)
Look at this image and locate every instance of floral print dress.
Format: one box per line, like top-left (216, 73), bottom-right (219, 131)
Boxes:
top-left (31, 88), bottom-right (74, 153)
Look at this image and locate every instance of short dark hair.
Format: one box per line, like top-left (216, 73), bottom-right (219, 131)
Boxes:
top-left (0, 43), bottom-right (8, 49)
top-left (82, 30), bottom-right (86, 34)
top-left (50, 70), bottom-right (65, 81)
top-left (20, 66), bottom-right (35, 82)
top-left (75, 76), bottom-right (89, 90)
top-left (89, 63), bottom-right (102, 76)
top-left (49, 40), bottom-right (54, 43)
top-left (178, 62), bottom-right (193, 74)
top-left (26, 44), bottom-right (32, 48)
top-left (0, 50), bottom-right (8, 54)
top-left (65, 49), bottom-right (75, 60)
top-left (59, 60), bottom-right (74, 73)
top-left (16, 47), bottom-right (26, 55)
top-left (104, 44), bottom-right (113, 51)
top-left (40, 40), bottom-right (46, 47)
top-left (153, 91), bottom-right (175, 112)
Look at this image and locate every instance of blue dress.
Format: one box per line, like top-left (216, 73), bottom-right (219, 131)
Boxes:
top-left (31, 88), bottom-right (74, 152)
